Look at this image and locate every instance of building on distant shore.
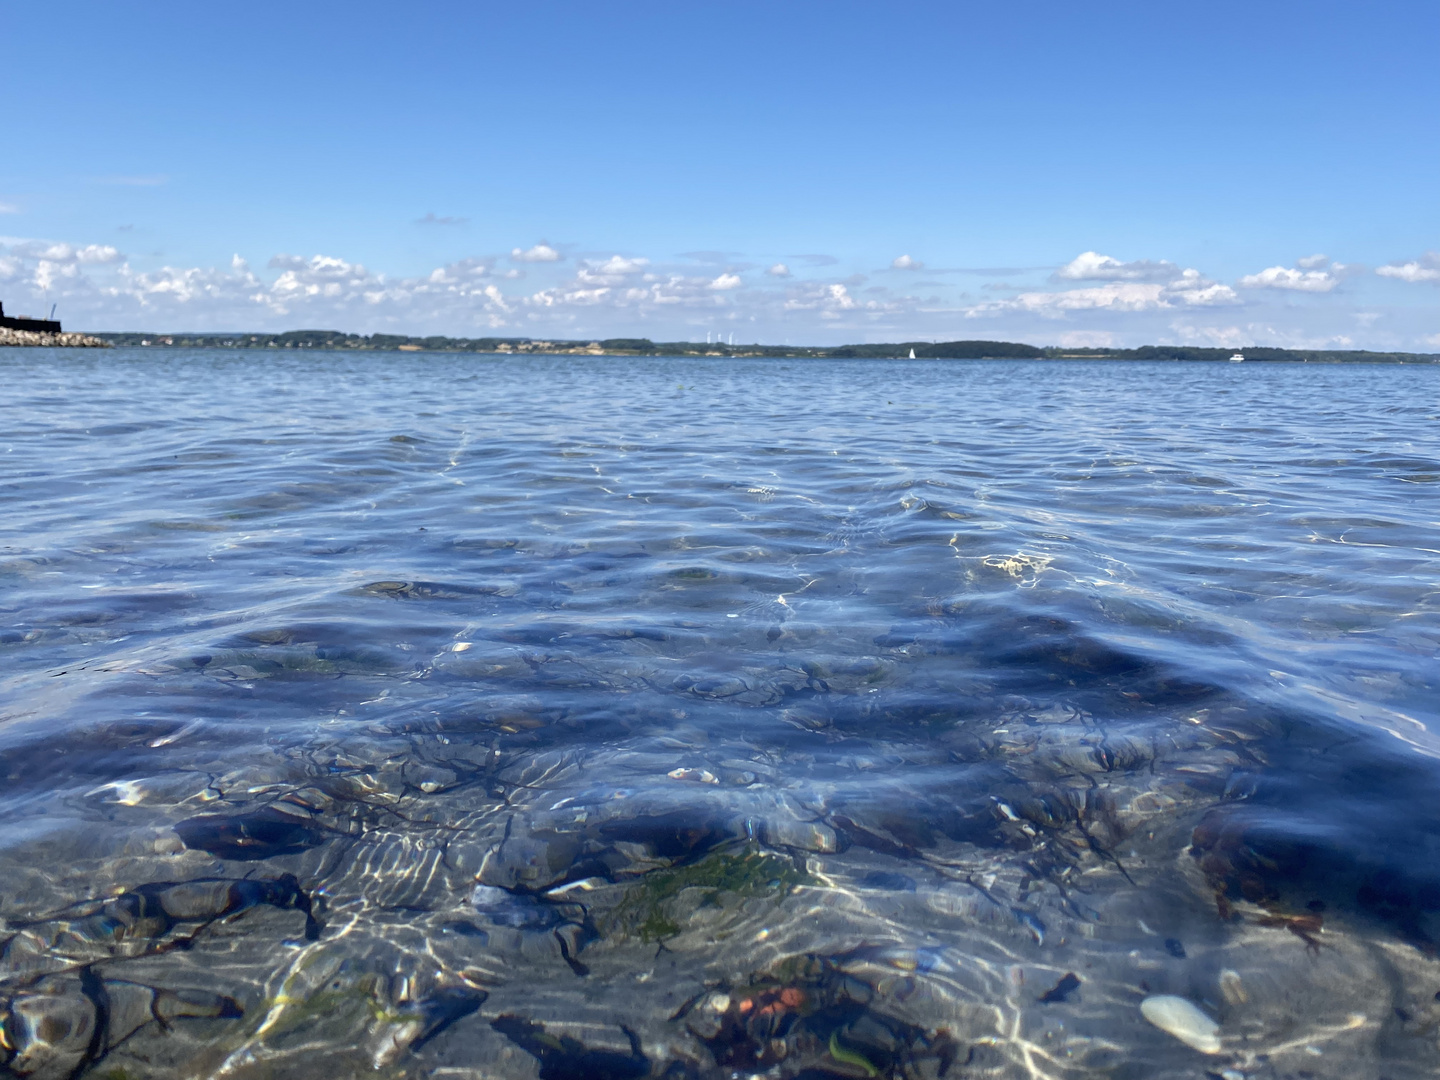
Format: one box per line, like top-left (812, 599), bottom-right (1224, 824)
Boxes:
top-left (0, 302), bottom-right (61, 333)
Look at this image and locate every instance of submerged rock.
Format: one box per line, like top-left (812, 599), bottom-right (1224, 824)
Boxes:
top-left (599, 846), bottom-right (810, 942)
top-left (1, 874), bottom-right (318, 977)
top-left (470, 884), bottom-right (563, 929)
top-left (368, 984), bottom-right (487, 1067)
top-left (173, 805), bottom-right (328, 861)
top-left (491, 1015), bottom-right (649, 1080)
top-left (0, 972), bottom-right (240, 1080)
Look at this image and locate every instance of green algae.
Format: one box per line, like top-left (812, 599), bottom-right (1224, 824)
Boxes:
top-left (829, 1029), bottom-right (880, 1077)
top-left (606, 846), bottom-right (811, 942)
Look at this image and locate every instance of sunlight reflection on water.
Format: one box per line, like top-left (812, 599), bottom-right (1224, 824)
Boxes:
top-left (1, 350), bottom-right (1438, 1079)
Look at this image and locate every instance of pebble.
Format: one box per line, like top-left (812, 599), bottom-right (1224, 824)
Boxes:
top-left (667, 767), bottom-right (718, 784)
top-left (761, 818), bottom-right (839, 853)
top-left (1039, 972), bottom-right (1081, 1003)
top-left (1218, 968), bottom-right (1248, 1005)
top-left (1140, 995), bottom-right (1221, 1054)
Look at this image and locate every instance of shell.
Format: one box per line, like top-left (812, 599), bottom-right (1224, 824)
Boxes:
top-left (1140, 995), bottom-right (1222, 1054)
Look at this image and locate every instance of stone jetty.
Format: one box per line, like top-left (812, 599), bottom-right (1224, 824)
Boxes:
top-left (0, 327), bottom-right (110, 347)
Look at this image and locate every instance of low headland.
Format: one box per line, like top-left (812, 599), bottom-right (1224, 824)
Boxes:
top-left (3, 326), bottom-right (1436, 362)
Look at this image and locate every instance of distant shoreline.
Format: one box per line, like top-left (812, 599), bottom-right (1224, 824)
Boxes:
top-left (10, 329), bottom-right (1439, 364)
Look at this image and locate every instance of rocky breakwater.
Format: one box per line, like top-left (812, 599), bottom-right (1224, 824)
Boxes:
top-left (0, 327), bottom-right (110, 347)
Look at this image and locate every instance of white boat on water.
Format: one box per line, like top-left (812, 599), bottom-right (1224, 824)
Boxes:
top-left (909, 348), bottom-right (916, 359)
top-left (1229, 352), bottom-right (1245, 363)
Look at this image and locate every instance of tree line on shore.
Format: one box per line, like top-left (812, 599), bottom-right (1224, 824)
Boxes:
top-left (86, 330), bottom-right (1438, 364)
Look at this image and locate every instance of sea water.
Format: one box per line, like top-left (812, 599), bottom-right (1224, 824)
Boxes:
top-left (1, 349), bottom-right (1438, 1079)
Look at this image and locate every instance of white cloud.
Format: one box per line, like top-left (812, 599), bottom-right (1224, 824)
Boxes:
top-left (1425, 333), bottom-right (1440, 347)
top-left (1057, 331), bottom-right (1116, 348)
top-left (573, 254), bottom-right (650, 287)
top-left (1165, 268), bottom-right (1240, 306)
top-left (529, 266), bottom-right (742, 312)
top-left (1238, 257), bottom-right (1347, 292)
top-left (767, 263), bottom-right (790, 277)
top-left (1377, 252), bottom-right (1440, 284)
top-left (0, 241), bottom-right (127, 293)
top-left (77, 244), bottom-right (122, 264)
top-left (426, 258), bottom-right (492, 284)
top-left (0, 203), bottom-right (17, 214)
top-left (596, 255), bottom-right (646, 274)
top-left (784, 283), bottom-right (856, 312)
top-left (7, 241), bottom-right (123, 264)
top-left (418, 213), bottom-right (468, 226)
top-left (891, 254), bottom-right (922, 270)
top-left (2, 232), bottom-right (1430, 348)
top-left (778, 282), bottom-right (906, 320)
top-left (968, 267), bottom-right (1238, 318)
top-left (268, 254), bottom-right (374, 301)
top-left (1054, 251), bottom-right (1179, 282)
top-left (972, 282), bottom-right (1166, 315)
top-left (511, 243), bottom-right (561, 263)
top-left (1000, 252), bottom-right (1238, 316)
top-left (1166, 323), bottom-right (1251, 348)
top-left (1238, 266), bottom-right (1336, 292)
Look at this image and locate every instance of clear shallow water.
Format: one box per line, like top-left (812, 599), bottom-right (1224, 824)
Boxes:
top-left (1, 349), bottom-right (1438, 1080)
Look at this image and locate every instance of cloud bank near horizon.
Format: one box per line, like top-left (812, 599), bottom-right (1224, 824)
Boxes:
top-left (1, 236), bottom-right (1436, 350)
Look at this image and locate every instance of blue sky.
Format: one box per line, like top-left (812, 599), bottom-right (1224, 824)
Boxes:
top-left (2, 0), bottom-right (1437, 347)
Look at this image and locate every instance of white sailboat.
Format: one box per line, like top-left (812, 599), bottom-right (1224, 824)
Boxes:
top-left (908, 348), bottom-right (916, 359)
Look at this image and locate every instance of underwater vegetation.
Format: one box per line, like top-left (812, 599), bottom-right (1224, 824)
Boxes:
top-left (2, 352), bottom-right (1438, 1077)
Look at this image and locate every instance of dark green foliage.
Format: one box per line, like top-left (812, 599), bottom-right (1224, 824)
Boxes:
top-left (827, 340), bottom-right (1045, 358)
top-left (598, 338), bottom-right (656, 351)
top-left (86, 330), bottom-right (1438, 363)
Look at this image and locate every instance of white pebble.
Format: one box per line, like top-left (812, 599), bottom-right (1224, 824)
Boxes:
top-left (667, 767), bottom-right (718, 784)
top-left (1140, 995), bottom-right (1221, 1054)
top-left (1219, 968), bottom-right (1247, 1005)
